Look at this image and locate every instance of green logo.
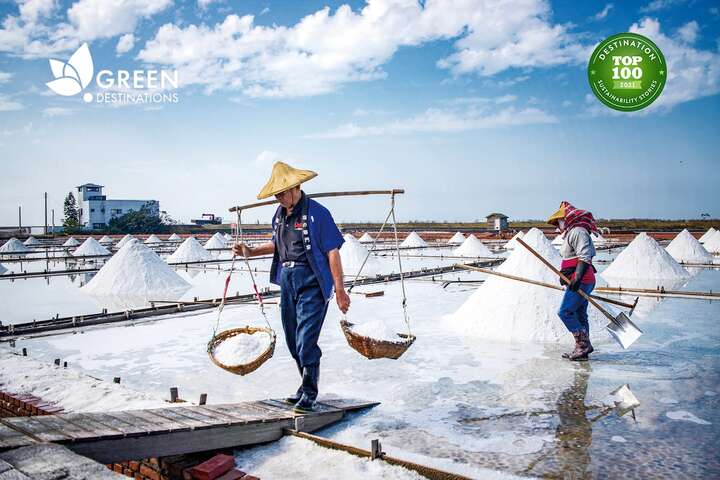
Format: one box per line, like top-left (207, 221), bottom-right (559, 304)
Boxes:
top-left (588, 32), bottom-right (667, 112)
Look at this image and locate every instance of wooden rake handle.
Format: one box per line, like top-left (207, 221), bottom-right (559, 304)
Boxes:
top-left (515, 237), bottom-right (617, 323)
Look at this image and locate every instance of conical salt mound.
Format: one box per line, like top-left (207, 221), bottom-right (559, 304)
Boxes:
top-left (665, 229), bottom-right (713, 264)
top-left (341, 233), bottom-right (379, 275)
top-left (591, 232), bottom-right (607, 246)
top-left (204, 233), bottom-right (226, 249)
top-left (82, 240), bottom-right (190, 297)
top-left (73, 237), bottom-right (111, 257)
top-left (167, 233), bottom-right (182, 242)
top-left (449, 228), bottom-right (606, 343)
top-left (144, 234), bottom-right (163, 244)
top-left (551, 234), bottom-right (563, 246)
top-left (99, 235), bottom-right (114, 244)
top-left (63, 236), bottom-right (80, 247)
top-left (116, 234), bottom-right (135, 249)
top-left (24, 236), bottom-right (41, 246)
top-left (447, 232), bottom-right (465, 245)
top-left (602, 233), bottom-right (690, 284)
top-left (702, 230), bottom-right (720, 254)
top-left (453, 234), bottom-right (494, 257)
top-left (401, 232), bottom-right (427, 248)
top-left (505, 231), bottom-right (525, 250)
top-left (0, 238), bottom-right (29, 254)
top-left (167, 237), bottom-right (213, 263)
top-left (699, 227), bottom-right (717, 244)
top-left (359, 232), bottom-right (374, 243)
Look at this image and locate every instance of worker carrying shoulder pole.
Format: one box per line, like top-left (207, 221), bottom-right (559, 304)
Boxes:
top-left (233, 161), bottom-right (351, 412)
top-left (547, 201), bottom-right (598, 361)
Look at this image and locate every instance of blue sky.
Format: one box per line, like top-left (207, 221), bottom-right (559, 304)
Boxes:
top-left (1, 0), bottom-right (719, 225)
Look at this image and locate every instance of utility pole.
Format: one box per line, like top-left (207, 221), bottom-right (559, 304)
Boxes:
top-left (51, 209), bottom-right (55, 237)
top-left (18, 206), bottom-right (21, 229)
top-left (44, 192), bottom-right (48, 236)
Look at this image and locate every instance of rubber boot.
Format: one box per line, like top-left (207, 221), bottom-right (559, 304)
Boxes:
top-left (562, 332), bottom-right (581, 359)
top-left (293, 365), bottom-right (319, 413)
top-left (568, 331), bottom-right (593, 361)
top-left (284, 364), bottom-right (304, 404)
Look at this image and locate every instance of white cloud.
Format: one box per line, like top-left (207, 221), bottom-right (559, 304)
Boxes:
top-left (592, 4), bottom-right (614, 21)
top-left (116, 33), bottom-right (135, 55)
top-left (68, 0), bottom-right (172, 40)
top-left (0, 122), bottom-right (32, 135)
top-left (640, 0), bottom-right (687, 13)
top-left (352, 108), bottom-right (394, 116)
top-left (305, 97), bottom-right (556, 139)
top-left (42, 106), bottom-right (73, 117)
top-left (19, 0), bottom-right (56, 24)
top-left (198, 0), bottom-right (221, 9)
top-left (0, 71), bottom-right (13, 83)
top-left (0, 94), bottom-right (23, 111)
top-left (676, 20), bottom-right (698, 44)
top-left (139, 0), bottom-right (585, 98)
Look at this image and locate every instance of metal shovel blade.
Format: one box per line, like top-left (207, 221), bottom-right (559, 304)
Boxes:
top-left (609, 384), bottom-right (640, 416)
top-left (605, 312), bottom-right (643, 349)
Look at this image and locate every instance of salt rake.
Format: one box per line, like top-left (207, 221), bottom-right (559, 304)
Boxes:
top-left (516, 237), bottom-right (643, 349)
top-left (207, 210), bottom-right (276, 376)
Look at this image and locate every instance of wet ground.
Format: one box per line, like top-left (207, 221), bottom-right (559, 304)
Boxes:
top-left (1, 245), bottom-right (718, 478)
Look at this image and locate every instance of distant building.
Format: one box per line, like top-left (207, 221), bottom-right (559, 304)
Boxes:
top-left (486, 213), bottom-right (509, 231)
top-left (77, 183), bottom-right (159, 230)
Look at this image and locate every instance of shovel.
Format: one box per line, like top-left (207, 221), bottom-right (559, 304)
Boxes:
top-left (516, 237), bottom-right (643, 349)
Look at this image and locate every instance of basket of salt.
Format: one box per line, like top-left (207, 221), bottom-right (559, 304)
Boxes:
top-left (208, 326), bottom-right (276, 375)
top-left (340, 319), bottom-right (415, 360)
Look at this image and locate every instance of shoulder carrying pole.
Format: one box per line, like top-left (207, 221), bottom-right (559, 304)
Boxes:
top-left (229, 189), bottom-right (405, 212)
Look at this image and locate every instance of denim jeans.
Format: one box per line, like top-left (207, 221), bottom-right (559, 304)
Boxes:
top-left (280, 264), bottom-right (329, 369)
top-left (557, 282), bottom-right (595, 334)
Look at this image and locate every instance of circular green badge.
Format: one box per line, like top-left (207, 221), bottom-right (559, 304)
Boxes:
top-left (588, 32), bottom-right (667, 112)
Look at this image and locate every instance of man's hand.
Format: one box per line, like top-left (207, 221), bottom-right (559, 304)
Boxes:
top-left (232, 243), bottom-right (253, 257)
top-left (335, 288), bottom-right (351, 314)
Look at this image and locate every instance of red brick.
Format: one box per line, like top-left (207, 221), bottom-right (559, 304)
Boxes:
top-left (189, 454), bottom-right (235, 480)
top-left (139, 464), bottom-right (161, 480)
top-left (215, 469), bottom-right (246, 480)
top-left (40, 405), bottom-right (64, 415)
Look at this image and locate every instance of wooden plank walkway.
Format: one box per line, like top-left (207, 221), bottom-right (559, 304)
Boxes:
top-left (0, 397), bottom-right (378, 464)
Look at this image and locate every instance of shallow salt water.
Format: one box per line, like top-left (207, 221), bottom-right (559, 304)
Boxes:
top-left (3, 248), bottom-right (720, 478)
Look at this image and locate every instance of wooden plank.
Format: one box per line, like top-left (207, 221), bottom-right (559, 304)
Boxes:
top-left (205, 403), bottom-right (290, 423)
top-left (128, 410), bottom-right (192, 433)
top-left (0, 424), bottom-right (35, 451)
top-left (55, 413), bottom-right (127, 440)
top-left (0, 417), bottom-right (72, 443)
top-left (94, 413), bottom-right (151, 437)
top-left (113, 411), bottom-right (174, 434)
top-left (27, 416), bottom-right (97, 441)
top-left (317, 397), bottom-right (381, 412)
top-left (264, 399), bottom-right (340, 416)
top-left (172, 407), bottom-right (232, 426)
top-left (0, 459), bottom-right (32, 480)
top-left (146, 409), bottom-right (215, 431)
top-left (193, 406), bottom-right (252, 425)
top-left (67, 419), bottom-right (293, 464)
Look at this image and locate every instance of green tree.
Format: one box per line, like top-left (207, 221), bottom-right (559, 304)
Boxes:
top-left (107, 202), bottom-right (166, 234)
top-left (63, 192), bottom-right (80, 230)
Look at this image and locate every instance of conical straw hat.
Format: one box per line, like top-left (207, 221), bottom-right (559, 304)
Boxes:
top-left (257, 161), bottom-right (318, 200)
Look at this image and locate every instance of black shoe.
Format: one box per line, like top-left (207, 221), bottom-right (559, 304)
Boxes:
top-left (292, 365), bottom-right (319, 413)
top-left (293, 395), bottom-right (317, 413)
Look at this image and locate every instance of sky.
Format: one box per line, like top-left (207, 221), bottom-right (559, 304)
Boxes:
top-left (1, 0), bottom-right (719, 226)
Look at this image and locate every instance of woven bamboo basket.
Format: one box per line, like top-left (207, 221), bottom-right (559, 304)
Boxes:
top-left (340, 320), bottom-right (415, 360)
top-left (207, 326), bottom-right (276, 375)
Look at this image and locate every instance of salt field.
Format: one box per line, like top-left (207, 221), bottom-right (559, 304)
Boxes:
top-left (1, 231), bottom-right (718, 478)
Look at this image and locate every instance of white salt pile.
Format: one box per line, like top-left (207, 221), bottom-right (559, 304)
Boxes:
top-left (453, 234), bottom-right (494, 257)
top-left (591, 232), bottom-right (607, 246)
top-left (144, 234), bottom-right (163, 244)
top-left (23, 236), bottom-right (41, 246)
top-left (601, 232), bottom-right (690, 285)
top-left (98, 235), bottom-right (114, 244)
top-left (341, 234), bottom-right (380, 275)
top-left (351, 319), bottom-right (403, 342)
top-left (0, 263), bottom-right (6, 274)
top-left (224, 233), bottom-right (234, 243)
top-left (665, 229), bottom-right (714, 264)
top-left (359, 232), bottom-right (374, 243)
top-left (505, 231), bottom-right (525, 250)
top-left (167, 237), bottom-right (213, 263)
top-left (213, 331), bottom-right (272, 365)
top-left (116, 234), bottom-right (136, 249)
top-left (401, 232), bottom-right (427, 248)
top-left (167, 233), bottom-right (182, 242)
top-left (699, 227), bottom-right (717, 244)
top-left (82, 240), bottom-right (190, 297)
top-left (62, 236), bottom-right (80, 247)
top-left (73, 237), bottom-right (111, 257)
top-left (702, 230), bottom-right (720, 254)
top-left (205, 233), bottom-right (227, 249)
top-left (449, 228), bottom-right (607, 343)
top-left (447, 232), bottom-right (465, 245)
top-left (0, 238), bottom-right (29, 254)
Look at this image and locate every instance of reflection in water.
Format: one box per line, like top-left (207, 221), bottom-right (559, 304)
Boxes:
top-left (554, 365), bottom-right (592, 479)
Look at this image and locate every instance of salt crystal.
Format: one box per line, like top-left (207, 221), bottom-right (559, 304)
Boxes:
top-left (167, 237), bottom-right (213, 263)
top-left (665, 411), bottom-right (711, 425)
top-left (401, 232), bottom-right (427, 248)
top-left (144, 234), bottom-right (163, 244)
top-left (453, 234), bottom-right (494, 257)
top-left (73, 237), bottom-right (111, 257)
top-left (167, 233), bottom-right (182, 242)
top-left (665, 229), bottom-right (713, 264)
top-left (62, 236), bottom-right (80, 247)
top-left (0, 238), bottom-right (29, 254)
top-left (698, 227), bottom-right (717, 244)
top-left (23, 236), bottom-right (41, 246)
top-left (213, 331), bottom-right (272, 365)
top-left (447, 232), bottom-right (465, 245)
top-left (359, 232), bottom-right (374, 243)
top-left (505, 231), bottom-right (525, 250)
top-left (341, 234), bottom-right (379, 275)
top-left (98, 235), bottom-right (114, 244)
top-left (350, 319), bottom-right (404, 342)
top-left (116, 234), bottom-right (136, 249)
top-left (205, 233), bottom-right (227, 249)
top-left (601, 232), bottom-right (690, 285)
top-left (702, 230), bottom-right (720, 254)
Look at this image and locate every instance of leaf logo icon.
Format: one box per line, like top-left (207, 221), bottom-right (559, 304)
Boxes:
top-left (46, 43), bottom-right (94, 96)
